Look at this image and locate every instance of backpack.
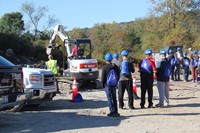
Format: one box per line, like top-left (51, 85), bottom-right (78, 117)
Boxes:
top-left (141, 59), bottom-right (151, 73)
top-left (170, 58), bottom-right (176, 66)
top-left (183, 58), bottom-right (190, 67)
top-left (194, 59), bottom-right (198, 67)
top-left (164, 62), bottom-right (172, 77)
top-left (106, 69), bottom-right (118, 87)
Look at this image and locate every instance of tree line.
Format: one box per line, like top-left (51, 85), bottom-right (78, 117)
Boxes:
top-left (0, 0), bottom-right (200, 66)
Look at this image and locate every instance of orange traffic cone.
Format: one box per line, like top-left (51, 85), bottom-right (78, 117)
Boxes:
top-left (72, 77), bottom-right (78, 101)
top-left (133, 75), bottom-right (140, 99)
top-left (133, 75), bottom-right (137, 94)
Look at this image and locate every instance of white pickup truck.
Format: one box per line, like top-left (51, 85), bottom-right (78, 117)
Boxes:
top-left (23, 68), bottom-right (57, 106)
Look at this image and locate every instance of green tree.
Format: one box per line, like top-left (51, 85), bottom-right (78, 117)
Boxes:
top-left (89, 23), bottom-right (111, 59)
top-left (21, 2), bottom-right (59, 40)
top-left (69, 28), bottom-right (87, 38)
top-left (0, 12), bottom-right (24, 35)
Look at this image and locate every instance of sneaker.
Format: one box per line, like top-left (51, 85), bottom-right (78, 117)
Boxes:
top-left (107, 112), bottom-right (112, 116)
top-left (148, 105), bottom-right (153, 108)
top-left (140, 103), bottom-right (145, 109)
top-left (112, 112), bottom-right (120, 117)
top-left (155, 104), bottom-right (164, 108)
top-left (129, 106), bottom-right (135, 110)
top-left (107, 112), bottom-right (120, 117)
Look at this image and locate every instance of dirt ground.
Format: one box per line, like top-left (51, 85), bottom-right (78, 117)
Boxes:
top-left (1, 77), bottom-right (200, 133)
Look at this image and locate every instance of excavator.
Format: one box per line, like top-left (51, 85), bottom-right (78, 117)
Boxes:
top-left (46, 25), bottom-right (99, 88)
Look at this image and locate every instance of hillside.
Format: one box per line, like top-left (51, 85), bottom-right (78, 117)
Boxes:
top-left (0, 49), bottom-right (42, 67)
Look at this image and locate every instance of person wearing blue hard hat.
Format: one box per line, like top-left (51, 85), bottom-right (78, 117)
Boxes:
top-left (118, 49), bottom-right (135, 110)
top-left (181, 51), bottom-right (191, 82)
top-left (138, 49), bottom-right (156, 108)
top-left (112, 53), bottom-right (121, 68)
top-left (121, 50), bottom-right (128, 56)
top-left (155, 50), bottom-right (170, 107)
top-left (145, 49), bottom-right (153, 55)
top-left (169, 49), bottom-right (173, 54)
top-left (177, 47), bottom-right (181, 51)
top-left (174, 47), bottom-right (182, 81)
top-left (191, 50), bottom-right (198, 82)
top-left (198, 50), bottom-right (200, 78)
top-left (101, 53), bottom-right (120, 117)
top-left (167, 49), bottom-right (176, 81)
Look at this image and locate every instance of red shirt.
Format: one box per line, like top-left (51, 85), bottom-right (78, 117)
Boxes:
top-left (138, 58), bottom-right (156, 72)
top-left (71, 46), bottom-right (80, 56)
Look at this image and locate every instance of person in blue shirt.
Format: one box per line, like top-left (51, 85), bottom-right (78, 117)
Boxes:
top-left (182, 52), bottom-right (191, 82)
top-left (118, 50), bottom-right (135, 110)
top-left (101, 53), bottom-right (120, 117)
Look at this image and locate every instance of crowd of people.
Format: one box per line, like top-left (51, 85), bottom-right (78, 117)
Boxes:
top-left (101, 48), bottom-right (200, 117)
top-left (167, 47), bottom-right (200, 82)
top-left (45, 46), bottom-right (200, 118)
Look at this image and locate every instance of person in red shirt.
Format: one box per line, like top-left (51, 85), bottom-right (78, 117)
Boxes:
top-left (68, 42), bottom-right (80, 58)
top-left (138, 49), bottom-right (156, 108)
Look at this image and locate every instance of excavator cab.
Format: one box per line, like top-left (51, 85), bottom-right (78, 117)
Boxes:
top-left (74, 39), bottom-right (92, 59)
top-left (65, 39), bottom-right (92, 60)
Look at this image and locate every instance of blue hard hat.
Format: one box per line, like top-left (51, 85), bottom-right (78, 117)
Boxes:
top-left (121, 50), bottom-right (128, 56)
top-left (113, 53), bottom-right (119, 59)
top-left (169, 49), bottom-right (173, 53)
top-left (104, 53), bottom-right (112, 61)
top-left (177, 47), bottom-right (181, 51)
top-left (192, 50), bottom-right (197, 54)
top-left (159, 50), bottom-right (166, 55)
top-left (198, 50), bottom-right (200, 54)
top-left (183, 51), bottom-right (187, 55)
top-left (145, 49), bottom-right (153, 55)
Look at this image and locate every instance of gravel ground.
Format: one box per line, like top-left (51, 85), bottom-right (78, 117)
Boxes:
top-left (0, 79), bottom-right (200, 133)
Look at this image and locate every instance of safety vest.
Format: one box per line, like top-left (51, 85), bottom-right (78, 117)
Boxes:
top-left (46, 59), bottom-right (58, 74)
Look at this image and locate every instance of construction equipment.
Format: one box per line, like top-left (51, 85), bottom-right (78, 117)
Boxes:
top-left (46, 25), bottom-right (99, 86)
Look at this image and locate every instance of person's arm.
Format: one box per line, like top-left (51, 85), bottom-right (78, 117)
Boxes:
top-left (101, 66), bottom-right (106, 88)
top-left (115, 65), bottom-right (120, 80)
top-left (150, 60), bottom-right (157, 79)
top-left (129, 62), bottom-right (135, 73)
top-left (68, 48), bottom-right (76, 57)
top-left (138, 60), bottom-right (142, 72)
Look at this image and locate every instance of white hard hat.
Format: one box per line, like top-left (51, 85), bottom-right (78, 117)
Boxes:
top-left (188, 48), bottom-right (192, 51)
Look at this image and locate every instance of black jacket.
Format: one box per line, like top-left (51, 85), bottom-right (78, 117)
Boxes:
top-left (101, 63), bottom-right (120, 88)
top-left (156, 58), bottom-right (170, 82)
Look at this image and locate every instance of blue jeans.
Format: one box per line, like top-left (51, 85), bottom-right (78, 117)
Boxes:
top-left (105, 86), bottom-right (118, 113)
top-left (198, 68), bottom-right (200, 77)
top-left (175, 64), bottom-right (181, 80)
